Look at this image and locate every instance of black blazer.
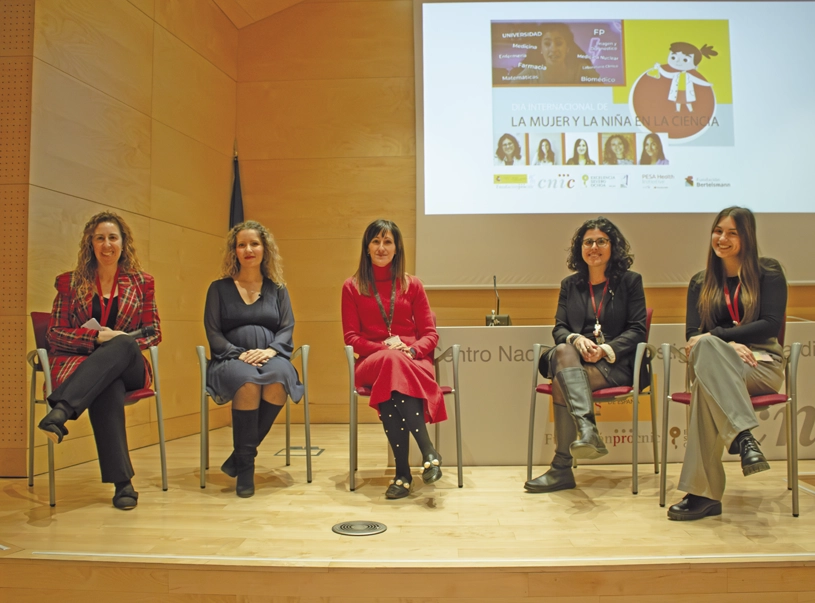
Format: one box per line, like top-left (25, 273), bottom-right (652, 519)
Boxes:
top-left (550, 270), bottom-right (648, 387)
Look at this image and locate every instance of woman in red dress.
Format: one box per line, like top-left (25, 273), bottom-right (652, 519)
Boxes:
top-left (341, 219), bottom-right (446, 499)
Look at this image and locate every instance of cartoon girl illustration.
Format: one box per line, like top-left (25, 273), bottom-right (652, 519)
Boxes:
top-left (651, 42), bottom-right (717, 113)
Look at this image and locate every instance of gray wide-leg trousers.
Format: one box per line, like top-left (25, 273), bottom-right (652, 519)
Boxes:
top-left (678, 336), bottom-right (784, 501)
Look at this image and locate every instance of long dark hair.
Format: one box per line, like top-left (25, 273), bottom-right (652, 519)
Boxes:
top-left (536, 138), bottom-right (555, 164)
top-left (639, 133), bottom-right (666, 165)
top-left (569, 138), bottom-right (593, 163)
top-left (354, 219), bottom-right (408, 296)
top-left (566, 216), bottom-right (634, 284)
top-left (695, 206), bottom-right (769, 329)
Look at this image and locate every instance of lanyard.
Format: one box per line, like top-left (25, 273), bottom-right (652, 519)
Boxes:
top-left (95, 267), bottom-right (120, 328)
top-left (373, 279), bottom-right (397, 337)
top-left (724, 280), bottom-right (742, 325)
top-left (589, 280), bottom-right (609, 325)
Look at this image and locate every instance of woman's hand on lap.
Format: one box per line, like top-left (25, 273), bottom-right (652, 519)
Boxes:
top-left (240, 348), bottom-right (277, 367)
top-left (729, 341), bottom-right (757, 367)
top-left (96, 327), bottom-right (126, 344)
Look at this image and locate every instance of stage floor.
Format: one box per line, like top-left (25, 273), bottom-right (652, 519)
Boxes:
top-left (2, 424), bottom-right (815, 570)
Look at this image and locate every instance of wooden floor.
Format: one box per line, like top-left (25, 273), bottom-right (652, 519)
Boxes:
top-left (2, 424), bottom-right (815, 601)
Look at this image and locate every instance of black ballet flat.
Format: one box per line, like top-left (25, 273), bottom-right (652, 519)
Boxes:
top-left (385, 477), bottom-right (412, 499)
top-left (38, 408), bottom-right (69, 444)
top-left (422, 453), bottom-right (443, 485)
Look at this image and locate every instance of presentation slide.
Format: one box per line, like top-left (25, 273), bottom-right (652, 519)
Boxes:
top-left (421, 2), bottom-right (815, 215)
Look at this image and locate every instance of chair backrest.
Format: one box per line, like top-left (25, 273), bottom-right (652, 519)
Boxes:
top-left (645, 308), bottom-right (653, 341)
top-left (31, 312), bottom-right (51, 351)
top-left (778, 315), bottom-right (786, 347)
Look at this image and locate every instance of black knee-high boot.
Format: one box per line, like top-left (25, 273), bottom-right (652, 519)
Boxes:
top-left (524, 403), bottom-right (576, 492)
top-left (221, 400), bottom-right (283, 477)
top-left (231, 408), bottom-right (259, 498)
top-left (558, 367), bottom-right (608, 460)
top-left (393, 395), bottom-right (441, 484)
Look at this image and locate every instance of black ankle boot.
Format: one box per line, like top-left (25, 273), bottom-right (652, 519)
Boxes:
top-left (731, 430), bottom-right (770, 476)
top-left (38, 405), bottom-right (70, 444)
top-left (231, 408), bottom-right (259, 498)
top-left (525, 404), bottom-right (576, 493)
top-left (557, 367), bottom-right (608, 460)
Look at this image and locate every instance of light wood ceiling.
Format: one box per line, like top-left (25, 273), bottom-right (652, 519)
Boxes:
top-left (211, 0), bottom-right (306, 29)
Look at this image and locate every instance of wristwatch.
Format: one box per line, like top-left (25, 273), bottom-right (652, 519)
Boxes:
top-left (409, 347), bottom-right (417, 358)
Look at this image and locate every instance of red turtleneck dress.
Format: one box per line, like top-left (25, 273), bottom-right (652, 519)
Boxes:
top-left (341, 264), bottom-right (446, 423)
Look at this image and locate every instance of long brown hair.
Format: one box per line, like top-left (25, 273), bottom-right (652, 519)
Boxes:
top-left (696, 206), bottom-right (762, 330)
top-left (220, 220), bottom-right (285, 286)
top-left (354, 219), bottom-right (408, 296)
top-left (71, 212), bottom-right (142, 298)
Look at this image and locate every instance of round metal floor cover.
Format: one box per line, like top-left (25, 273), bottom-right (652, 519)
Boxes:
top-left (332, 521), bottom-right (387, 536)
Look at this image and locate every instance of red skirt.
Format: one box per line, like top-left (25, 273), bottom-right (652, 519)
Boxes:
top-left (354, 349), bottom-right (447, 424)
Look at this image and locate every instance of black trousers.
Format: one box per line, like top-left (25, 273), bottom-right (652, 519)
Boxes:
top-left (48, 336), bottom-right (145, 483)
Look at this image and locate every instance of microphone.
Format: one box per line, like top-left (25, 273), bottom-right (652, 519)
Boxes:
top-left (485, 276), bottom-right (512, 326)
top-left (126, 326), bottom-right (156, 338)
top-left (494, 275), bottom-right (500, 318)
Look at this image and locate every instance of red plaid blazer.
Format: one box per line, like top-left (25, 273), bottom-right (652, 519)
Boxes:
top-left (46, 271), bottom-right (162, 390)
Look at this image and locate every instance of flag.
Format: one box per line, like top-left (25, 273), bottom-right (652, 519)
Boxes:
top-left (229, 155), bottom-right (244, 228)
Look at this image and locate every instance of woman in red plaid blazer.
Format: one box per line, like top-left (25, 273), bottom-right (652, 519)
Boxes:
top-left (38, 212), bottom-right (161, 510)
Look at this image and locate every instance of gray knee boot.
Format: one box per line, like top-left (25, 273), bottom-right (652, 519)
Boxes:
top-left (524, 403), bottom-right (576, 492)
top-left (558, 367), bottom-right (608, 460)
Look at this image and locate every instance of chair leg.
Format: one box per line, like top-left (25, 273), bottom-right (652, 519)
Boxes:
top-left (200, 392), bottom-right (208, 489)
top-left (155, 394), bottom-right (168, 492)
top-left (304, 387), bottom-right (312, 484)
top-left (47, 439), bottom-right (55, 507)
top-left (789, 402), bottom-right (799, 517)
top-left (454, 388), bottom-right (463, 488)
top-left (632, 388), bottom-right (639, 495)
top-left (659, 395), bottom-right (670, 507)
top-left (650, 386), bottom-right (659, 474)
top-left (285, 397), bottom-right (291, 467)
top-left (527, 345), bottom-right (541, 482)
top-left (301, 344), bottom-right (312, 483)
top-left (349, 391), bottom-right (357, 491)
top-left (28, 374), bottom-right (37, 488)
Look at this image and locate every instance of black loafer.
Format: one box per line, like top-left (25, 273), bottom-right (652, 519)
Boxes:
top-left (422, 453), bottom-right (442, 485)
top-left (738, 434), bottom-right (770, 476)
top-left (112, 484), bottom-right (139, 510)
top-left (385, 477), bottom-right (412, 499)
top-left (667, 494), bottom-right (721, 521)
top-left (524, 466), bottom-right (576, 493)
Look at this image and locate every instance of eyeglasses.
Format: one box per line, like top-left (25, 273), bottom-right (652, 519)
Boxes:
top-left (582, 237), bottom-right (610, 248)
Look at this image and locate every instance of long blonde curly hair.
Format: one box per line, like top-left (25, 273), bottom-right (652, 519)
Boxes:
top-left (71, 212), bottom-right (142, 298)
top-left (220, 220), bottom-right (285, 286)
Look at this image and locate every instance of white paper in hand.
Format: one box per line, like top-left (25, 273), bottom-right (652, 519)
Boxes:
top-left (81, 318), bottom-right (103, 330)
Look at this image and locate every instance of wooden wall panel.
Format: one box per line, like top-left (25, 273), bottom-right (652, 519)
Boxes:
top-left (241, 156), bottom-right (416, 239)
top-left (155, 0), bottom-right (238, 80)
top-left (33, 0), bottom-right (154, 115)
top-left (128, 0), bottom-right (156, 19)
top-left (29, 61), bottom-right (152, 215)
top-left (150, 121), bottom-right (232, 236)
top-left (211, 0), bottom-right (254, 29)
top-left (230, 0), bottom-right (304, 23)
top-left (152, 25), bottom-right (236, 156)
top-left (238, 1), bottom-right (412, 82)
top-left (237, 77), bottom-right (414, 160)
top-left (147, 220), bottom-right (223, 322)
